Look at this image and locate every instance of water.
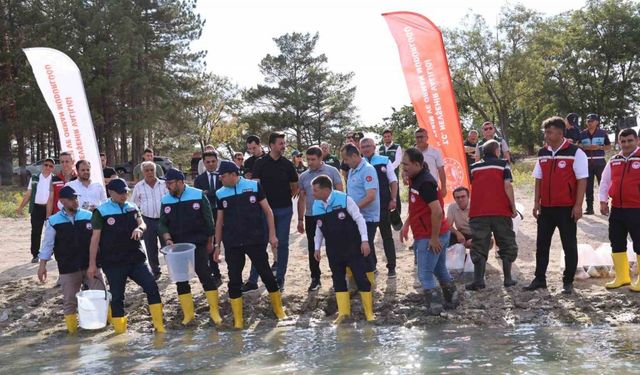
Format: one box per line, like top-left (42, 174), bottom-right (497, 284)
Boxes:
top-left (2, 324), bottom-right (640, 374)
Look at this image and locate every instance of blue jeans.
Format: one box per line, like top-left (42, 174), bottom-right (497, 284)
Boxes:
top-left (248, 206), bottom-right (293, 287)
top-left (415, 232), bottom-right (453, 290)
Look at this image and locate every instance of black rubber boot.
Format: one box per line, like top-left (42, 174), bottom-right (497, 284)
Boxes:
top-left (465, 260), bottom-right (486, 291)
top-left (441, 282), bottom-right (459, 309)
top-left (523, 278), bottom-right (547, 291)
top-left (502, 259), bottom-right (517, 287)
top-left (423, 289), bottom-right (442, 316)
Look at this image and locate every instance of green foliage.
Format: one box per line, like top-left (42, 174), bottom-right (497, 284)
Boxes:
top-left (510, 159), bottom-right (535, 188)
top-left (0, 186), bottom-right (23, 218)
top-left (369, 105), bottom-right (417, 150)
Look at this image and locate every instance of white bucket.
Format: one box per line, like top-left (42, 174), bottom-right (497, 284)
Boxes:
top-left (160, 243), bottom-right (196, 282)
top-left (512, 203), bottom-right (524, 234)
top-left (76, 289), bottom-right (111, 330)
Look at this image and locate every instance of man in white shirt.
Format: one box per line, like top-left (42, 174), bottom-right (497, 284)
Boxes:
top-left (64, 160), bottom-right (107, 211)
top-left (16, 158), bottom-right (55, 263)
top-left (132, 161), bottom-right (169, 279)
top-left (414, 128), bottom-right (447, 197)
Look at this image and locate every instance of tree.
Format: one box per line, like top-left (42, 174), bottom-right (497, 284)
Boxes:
top-left (370, 105), bottom-right (417, 150)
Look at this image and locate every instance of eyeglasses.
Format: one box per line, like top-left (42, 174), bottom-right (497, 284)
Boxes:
top-left (483, 127), bottom-right (493, 131)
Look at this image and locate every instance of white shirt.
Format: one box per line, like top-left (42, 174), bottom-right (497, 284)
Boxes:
top-left (532, 139), bottom-right (589, 180)
top-left (27, 173), bottom-right (52, 205)
top-left (599, 147), bottom-right (640, 202)
top-left (132, 178), bottom-right (169, 218)
top-left (314, 193), bottom-right (368, 251)
top-left (420, 145), bottom-right (445, 182)
top-left (383, 160), bottom-right (399, 183)
top-left (64, 179), bottom-right (107, 210)
top-left (379, 143), bottom-right (403, 171)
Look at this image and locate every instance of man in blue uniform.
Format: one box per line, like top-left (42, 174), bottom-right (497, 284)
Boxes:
top-left (213, 161), bottom-right (286, 329)
top-left (578, 113), bottom-right (611, 215)
top-left (159, 169), bottom-right (222, 326)
top-left (87, 178), bottom-right (165, 334)
top-left (312, 175), bottom-right (374, 323)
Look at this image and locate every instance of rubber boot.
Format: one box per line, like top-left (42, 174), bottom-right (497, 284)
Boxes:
top-left (107, 305), bottom-right (113, 325)
top-left (423, 289), bottom-right (442, 316)
top-left (359, 291), bottom-right (375, 321)
top-left (230, 297), bottom-right (243, 329)
top-left (112, 317), bottom-right (127, 334)
top-left (334, 291), bottom-right (351, 324)
top-left (606, 252), bottom-right (631, 289)
top-left (630, 255), bottom-right (640, 292)
top-left (64, 314), bottom-right (78, 334)
top-left (502, 259), bottom-right (517, 287)
top-left (148, 303), bottom-right (166, 333)
top-left (269, 291), bottom-right (287, 320)
top-left (205, 290), bottom-right (223, 325)
top-left (366, 272), bottom-right (375, 287)
top-left (178, 293), bottom-right (195, 325)
top-left (440, 282), bottom-right (459, 309)
top-left (465, 259), bottom-right (486, 291)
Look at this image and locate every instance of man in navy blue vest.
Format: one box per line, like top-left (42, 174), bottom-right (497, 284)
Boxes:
top-left (578, 113), bottom-right (611, 215)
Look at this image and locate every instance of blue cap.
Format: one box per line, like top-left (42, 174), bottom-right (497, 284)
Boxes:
top-left (217, 160), bottom-right (239, 175)
top-left (161, 168), bottom-right (185, 181)
top-left (106, 178), bottom-right (129, 194)
top-left (59, 186), bottom-right (78, 199)
top-left (586, 113), bottom-right (600, 122)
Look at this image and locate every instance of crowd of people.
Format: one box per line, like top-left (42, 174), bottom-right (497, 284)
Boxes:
top-left (16, 112), bottom-right (640, 334)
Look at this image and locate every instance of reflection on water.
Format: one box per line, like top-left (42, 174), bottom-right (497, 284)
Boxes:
top-left (2, 324), bottom-right (640, 374)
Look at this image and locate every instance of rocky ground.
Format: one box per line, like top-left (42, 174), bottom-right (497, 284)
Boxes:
top-left (1, 184), bottom-right (639, 338)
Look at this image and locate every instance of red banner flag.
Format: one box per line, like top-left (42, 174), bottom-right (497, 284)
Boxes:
top-left (383, 11), bottom-right (469, 202)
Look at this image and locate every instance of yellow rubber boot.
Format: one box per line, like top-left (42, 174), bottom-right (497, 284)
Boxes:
top-left (149, 303), bottom-right (166, 333)
top-left (178, 293), bottom-right (195, 325)
top-left (359, 291), bottom-right (375, 321)
top-left (230, 297), bottom-right (244, 329)
top-left (333, 291), bottom-right (351, 325)
top-left (269, 291), bottom-right (287, 320)
top-left (366, 272), bottom-right (375, 287)
top-left (606, 252), bottom-right (631, 289)
top-left (112, 317), bottom-right (127, 334)
top-left (64, 314), bottom-right (78, 334)
top-left (205, 290), bottom-right (223, 326)
top-left (631, 255), bottom-right (640, 292)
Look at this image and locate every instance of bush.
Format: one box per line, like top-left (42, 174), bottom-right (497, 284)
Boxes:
top-left (0, 186), bottom-right (24, 218)
top-left (511, 159), bottom-right (535, 188)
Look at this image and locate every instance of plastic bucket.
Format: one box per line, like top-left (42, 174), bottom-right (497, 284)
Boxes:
top-left (160, 243), bottom-right (196, 282)
top-left (76, 282), bottom-right (111, 330)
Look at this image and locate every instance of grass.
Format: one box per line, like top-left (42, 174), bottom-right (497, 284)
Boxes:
top-left (511, 159), bottom-right (535, 188)
top-left (0, 186), bottom-right (24, 218)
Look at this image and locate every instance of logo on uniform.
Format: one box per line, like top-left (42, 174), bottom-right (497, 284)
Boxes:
top-left (164, 206), bottom-right (171, 214)
top-left (338, 212), bottom-right (346, 220)
top-left (249, 195), bottom-right (256, 203)
top-left (86, 223), bottom-right (92, 230)
top-left (410, 194), bottom-right (416, 203)
top-left (366, 175), bottom-right (373, 182)
top-left (107, 217), bottom-right (116, 226)
top-left (192, 202), bottom-right (200, 210)
top-left (222, 200), bottom-right (228, 208)
top-left (558, 160), bottom-right (567, 169)
top-left (633, 161), bottom-right (640, 170)
top-left (316, 219), bottom-right (322, 228)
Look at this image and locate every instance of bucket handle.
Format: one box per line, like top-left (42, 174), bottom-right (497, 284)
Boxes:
top-left (92, 276), bottom-right (108, 301)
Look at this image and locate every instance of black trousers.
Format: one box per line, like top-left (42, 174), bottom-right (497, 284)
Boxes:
top-left (226, 243), bottom-right (279, 299)
top-left (207, 215), bottom-right (222, 279)
top-left (365, 222), bottom-right (379, 272)
top-left (609, 207), bottom-right (640, 254)
top-left (328, 248), bottom-right (370, 293)
top-left (176, 244), bottom-right (217, 295)
top-left (142, 216), bottom-right (165, 275)
top-left (586, 163), bottom-right (605, 205)
top-left (378, 208), bottom-right (396, 270)
top-left (30, 204), bottom-right (47, 258)
top-left (534, 206), bottom-right (577, 284)
top-left (304, 216), bottom-right (321, 280)
top-left (103, 262), bottom-right (161, 317)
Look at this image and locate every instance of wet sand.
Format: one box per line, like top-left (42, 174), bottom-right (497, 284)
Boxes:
top-left (1, 185), bottom-right (638, 337)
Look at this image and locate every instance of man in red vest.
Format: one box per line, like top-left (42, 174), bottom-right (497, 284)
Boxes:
top-left (524, 117), bottom-right (588, 294)
top-left (465, 140), bottom-right (519, 291)
top-left (599, 128), bottom-right (640, 290)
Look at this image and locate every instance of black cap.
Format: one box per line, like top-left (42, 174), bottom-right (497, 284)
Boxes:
top-left (586, 113), bottom-right (600, 122)
top-left (59, 186), bottom-right (78, 199)
top-left (217, 160), bottom-right (239, 175)
top-left (106, 178), bottom-right (129, 194)
top-left (565, 113), bottom-right (579, 127)
top-left (161, 168), bottom-right (185, 181)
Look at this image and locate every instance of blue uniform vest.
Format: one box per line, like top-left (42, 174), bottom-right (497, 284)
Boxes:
top-left (367, 154), bottom-right (391, 208)
top-left (311, 191), bottom-right (361, 259)
top-left (95, 200), bottom-right (146, 267)
top-left (48, 209), bottom-right (94, 274)
top-left (216, 178), bottom-right (267, 247)
top-left (161, 186), bottom-right (210, 245)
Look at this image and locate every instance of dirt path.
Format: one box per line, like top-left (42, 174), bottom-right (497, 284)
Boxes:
top-left (1, 185), bottom-right (638, 337)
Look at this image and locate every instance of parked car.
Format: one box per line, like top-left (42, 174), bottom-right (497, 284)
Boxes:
top-left (13, 159), bottom-right (62, 179)
top-left (115, 156), bottom-right (174, 177)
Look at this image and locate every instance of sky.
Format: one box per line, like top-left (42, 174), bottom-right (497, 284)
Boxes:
top-left (192, 0), bottom-right (587, 126)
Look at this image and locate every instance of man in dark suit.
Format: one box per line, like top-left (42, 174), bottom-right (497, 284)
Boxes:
top-left (194, 151), bottom-right (223, 287)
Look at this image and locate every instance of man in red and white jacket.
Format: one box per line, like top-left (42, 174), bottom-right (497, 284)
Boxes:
top-left (599, 128), bottom-right (640, 290)
top-left (465, 140), bottom-right (519, 291)
top-left (524, 116), bottom-right (588, 295)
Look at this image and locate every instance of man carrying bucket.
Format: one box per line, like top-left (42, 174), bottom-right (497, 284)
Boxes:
top-left (158, 169), bottom-right (222, 326)
top-left (87, 178), bottom-right (165, 334)
top-left (37, 186), bottom-right (106, 334)
top-left (213, 161), bottom-right (286, 329)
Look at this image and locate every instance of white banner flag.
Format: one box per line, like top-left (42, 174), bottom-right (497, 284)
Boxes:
top-left (23, 47), bottom-right (103, 187)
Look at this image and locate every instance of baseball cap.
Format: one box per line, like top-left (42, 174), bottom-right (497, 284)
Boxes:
top-left (59, 186), bottom-right (78, 199)
top-left (217, 160), bottom-right (239, 175)
top-left (161, 168), bottom-right (185, 181)
top-left (106, 178), bottom-right (130, 194)
top-left (291, 150), bottom-right (301, 157)
top-left (43, 157), bottom-right (55, 165)
top-left (566, 113), bottom-right (579, 127)
top-left (586, 114), bottom-right (600, 122)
